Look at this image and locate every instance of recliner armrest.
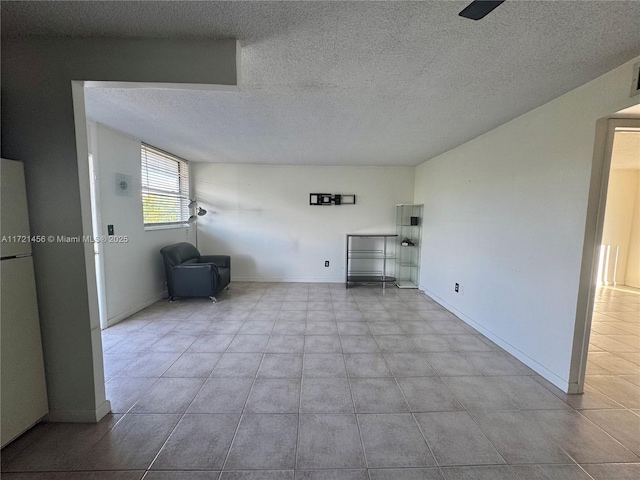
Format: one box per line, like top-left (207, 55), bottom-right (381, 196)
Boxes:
top-left (174, 263), bottom-right (218, 274)
top-left (199, 255), bottom-right (230, 268)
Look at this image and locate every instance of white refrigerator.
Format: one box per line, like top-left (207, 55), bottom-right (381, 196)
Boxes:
top-left (1, 158), bottom-right (49, 447)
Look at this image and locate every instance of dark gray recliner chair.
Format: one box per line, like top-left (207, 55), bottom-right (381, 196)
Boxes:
top-left (160, 242), bottom-right (230, 302)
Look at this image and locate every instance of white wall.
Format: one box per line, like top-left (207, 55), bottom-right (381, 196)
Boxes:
top-left (601, 169), bottom-right (638, 285)
top-left (194, 164), bottom-right (415, 282)
top-left (414, 56), bottom-right (640, 393)
top-left (625, 170), bottom-right (640, 287)
top-left (1, 37), bottom-right (237, 422)
top-left (89, 122), bottom-right (195, 325)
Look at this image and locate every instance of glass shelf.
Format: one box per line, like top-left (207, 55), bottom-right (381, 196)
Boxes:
top-left (395, 204), bottom-right (423, 289)
top-left (346, 234), bottom-right (397, 289)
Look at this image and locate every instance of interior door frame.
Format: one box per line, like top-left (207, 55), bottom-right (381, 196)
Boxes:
top-left (570, 117), bottom-right (640, 393)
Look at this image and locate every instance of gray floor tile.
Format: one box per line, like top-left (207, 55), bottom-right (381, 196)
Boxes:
top-left (344, 354), bottom-right (392, 377)
top-left (368, 322), bottom-right (404, 335)
top-left (334, 311), bottom-right (365, 321)
top-left (424, 352), bottom-right (482, 376)
top-left (103, 352), bottom-right (139, 379)
top-left (222, 471), bottom-right (294, 480)
top-left (397, 321), bottom-right (437, 335)
top-left (441, 334), bottom-right (493, 352)
top-left (149, 333), bottom-right (198, 352)
top-left (369, 468), bottom-right (444, 479)
top-left (586, 375), bottom-right (640, 409)
top-left (188, 334), bottom-right (235, 352)
top-left (273, 320), bottom-right (307, 335)
top-left (238, 321), bottom-right (275, 335)
top-left (303, 353), bottom-right (347, 377)
top-left (581, 409), bottom-right (640, 455)
top-left (306, 311), bottom-right (337, 322)
top-left (384, 353), bottom-right (437, 377)
top-left (144, 472), bottom-right (220, 480)
top-left (493, 376), bottom-right (571, 410)
top-left (64, 472), bottom-right (146, 480)
top-left (117, 351), bottom-right (182, 377)
top-left (296, 414), bottom-right (366, 469)
top-left (441, 376), bottom-right (518, 411)
top-left (337, 322), bottom-right (372, 335)
top-left (152, 414), bottom-right (239, 470)
top-left (245, 378), bottom-right (301, 413)
top-left (295, 470), bottom-right (367, 480)
top-left (414, 411), bottom-right (504, 466)
top-left (266, 335), bottom-right (305, 353)
top-left (106, 333), bottom-right (165, 353)
top-left (363, 311), bottom-right (394, 322)
top-left (340, 335), bottom-right (381, 353)
top-left (2, 415), bottom-right (121, 472)
top-left (257, 354), bottom-right (303, 378)
top-left (130, 377), bottom-right (204, 413)
top-left (397, 377), bottom-right (464, 412)
top-left (304, 335), bottom-right (343, 353)
top-left (173, 321), bottom-right (215, 335)
top-left (77, 414), bottom-right (180, 470)
top-left (281, 301), bottom-right (308, 310)
top-left (527, 409), bottom-right (638, 463)
top-left (305, 322), bottom-right (339, 335)
top-left (582, 463), bottom-right (640, 480)
top-left (409, 335), bottom-right (452, 352)
top-left (25, 283), bottom-right (636, 479)
top-left (375, 335), bottom-right (419, 352)
top-left (469, 410), bottom-right (573, 464)
top-left (105, 376), bottom-right (157, 413)
top-left (211, 353), bottom-right (263, 377)
top-left (144, 473), bottom-right (220, 480)
top-left (300, 377), bottom-right (355, 413)
top-left (227, 335), bottom-right (270, 353)
top-left (358, 413), bottom-right (436, 468)
top-left (162, 352), bottom-right (222, 377)
top-left (277, 312), bottom-right (308, 323)
top-left (187, 378), bottom-right (254, 413)
top-left (511, 464), bottom-right (592, 479)
top-left (209, 320), bottom-right (245, 335)
top-left (440, 465), bottom-right (518, 479)
top-left (225, 414), bottom-right (298, 469)
top-left (463, 352), bottom-right (531, 376)
top-left (350, 378), bottom-right (409, 413)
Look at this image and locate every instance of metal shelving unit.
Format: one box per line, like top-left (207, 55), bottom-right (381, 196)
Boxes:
top-left (395, 204), bottom-right (423, 289)
top-left (346, 234), bottom-right (397, 288)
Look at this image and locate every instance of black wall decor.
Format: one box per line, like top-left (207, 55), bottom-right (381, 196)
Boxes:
top-left (309, 193), bottom-right (356, 206)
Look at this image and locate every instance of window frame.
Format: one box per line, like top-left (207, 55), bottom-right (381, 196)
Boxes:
top-left (140, 143), bottom-right (191, 229)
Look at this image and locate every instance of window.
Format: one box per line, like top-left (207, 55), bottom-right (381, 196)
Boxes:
top-left (141, 144), bottom-right (190, 226)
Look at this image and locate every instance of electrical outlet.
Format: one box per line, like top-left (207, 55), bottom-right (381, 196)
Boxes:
top-left (454, 283), bottom-right (459, 293)
top-left (325, 261), bottom-right (330, 267)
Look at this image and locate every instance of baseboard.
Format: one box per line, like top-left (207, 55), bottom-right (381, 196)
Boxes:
top-left (106, 293), bottom-right (165, 327)
top-left (45, 400), bottom-right (112, 423)
top-left (420, 286), bottom-right (572, 394)
top-left (232, 276), bottom-right (345, 283)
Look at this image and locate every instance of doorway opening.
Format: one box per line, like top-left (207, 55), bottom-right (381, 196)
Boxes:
top-left (578, 119), bottom-right (640, 402)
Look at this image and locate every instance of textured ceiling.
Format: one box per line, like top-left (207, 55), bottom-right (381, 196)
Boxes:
top-left (3, 1), bottom-right (640, 166)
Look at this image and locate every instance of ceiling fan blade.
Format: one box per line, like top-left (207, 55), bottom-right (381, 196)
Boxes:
top-left (459, 0), bottom-right (505, 20)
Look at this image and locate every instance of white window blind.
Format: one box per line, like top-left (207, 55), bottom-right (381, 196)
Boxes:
top-left (141, 144), bottom-right (190, 225)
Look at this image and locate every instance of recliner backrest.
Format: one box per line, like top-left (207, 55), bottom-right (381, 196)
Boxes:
top-left (160, 242), bottom-right (201, 267)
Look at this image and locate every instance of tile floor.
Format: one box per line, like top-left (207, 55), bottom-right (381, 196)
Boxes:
top-left (2, 282), bottom-right (639, 480)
